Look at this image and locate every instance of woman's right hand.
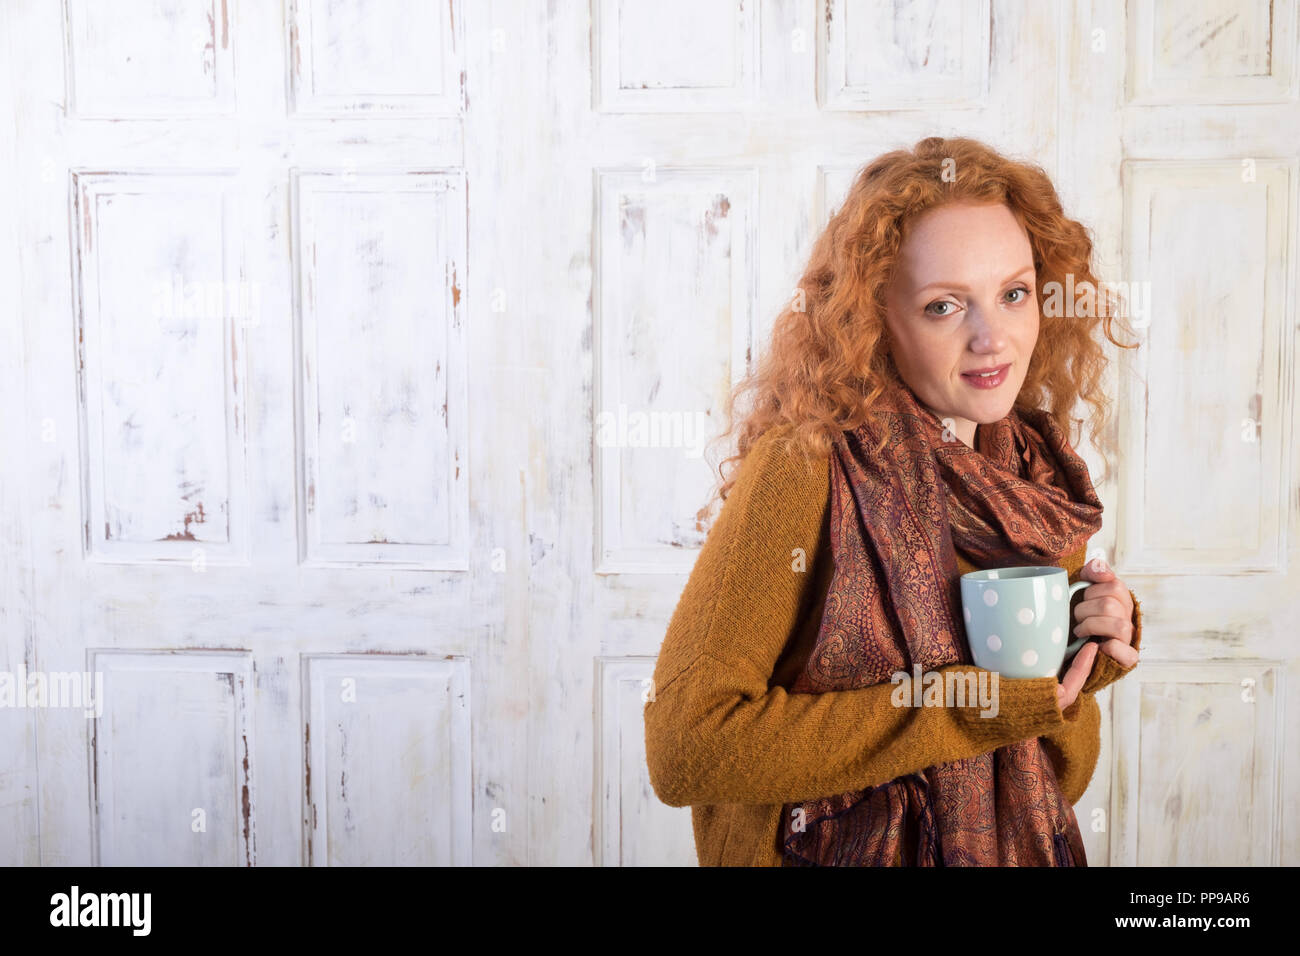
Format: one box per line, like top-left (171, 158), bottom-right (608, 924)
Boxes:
top-left (1056, 640), bottom-right (1100, 711)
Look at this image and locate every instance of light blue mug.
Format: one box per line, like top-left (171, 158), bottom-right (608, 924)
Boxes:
top-left (959, 566), bottom-right (1091, 679)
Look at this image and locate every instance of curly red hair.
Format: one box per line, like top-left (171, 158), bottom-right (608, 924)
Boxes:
top-left (698, 135), bottom-right (1139, 526)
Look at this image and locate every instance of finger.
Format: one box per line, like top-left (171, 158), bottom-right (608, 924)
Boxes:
top-left (1077, 557), bottom-right (1116, 583)
top-left (1072, 572), bottom-right (1131, 603)
top-left (1073, 593), bottom-right (1133, 625)
top-left (1096, 637), bottom-right (1140, 668)
top-left (1073, 580), bottom-right (1126, 601)
top-left (1064, 641), bottom-right (1098, 691)
top-left (1057, 641), bottom-right (1098, 707)
top-left (1073, 610), bottom-right (1134, 647)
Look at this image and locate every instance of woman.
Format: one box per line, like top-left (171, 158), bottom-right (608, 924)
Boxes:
top-left (643, 136), bottom-right (1143, 866)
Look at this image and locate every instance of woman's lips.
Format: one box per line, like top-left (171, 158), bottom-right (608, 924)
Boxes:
top-left (960, 363), bottom-right (1010, 389)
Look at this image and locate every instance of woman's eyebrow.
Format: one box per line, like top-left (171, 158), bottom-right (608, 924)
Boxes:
top-left (913, 265), bottom-right (1036, 295)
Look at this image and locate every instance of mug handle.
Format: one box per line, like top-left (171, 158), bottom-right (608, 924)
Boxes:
top-left (1062, 580), bottom-right (1093, 661)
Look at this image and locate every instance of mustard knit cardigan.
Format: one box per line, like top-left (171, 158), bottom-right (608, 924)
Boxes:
top-left (643, 423), bottom-right (1143, 866)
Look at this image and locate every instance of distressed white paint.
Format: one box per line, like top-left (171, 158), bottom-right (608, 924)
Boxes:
top-left (1045, 0), bottom-right (1299, 867)
top-left (0, 0), bottom-right (39, 866)
top-left (821, 0), bottom-right (990, 110)
top-left (594, 0), bottom-right (758, 112)
top-left (287, 0), bottom-right (462, 116)
top-left (1119, 159), bottom-right (1293, 573)
top-left (2, 0), bottom-right (1298, 870)
top-left (594, 167), bottom-right (756, 573)
top-left (1111, 662), bottom-right (1283, 866)
top-left (818, 165), bottom-right (858, 226)
top-left (1127, 0), bottom-right (1297, 104)
top-left (90, 650), bottom-right (255, 866)
top-left (65, 0), bottom-right (237, 117)
top-left (72, 170), bottom-right (250, 563)
top-left (596, 658), bottom-right (694, 866)
top-left (293, 169), bottom-right (469, 569)
top-left (302, 655), bottom-right (471, 866)
top-left (3, 0), bottom-right (502, 867)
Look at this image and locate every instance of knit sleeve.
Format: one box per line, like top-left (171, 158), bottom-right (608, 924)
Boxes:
top-left (1037, 690), bottom-right (1102, 805)
top-left (1038, 592), bottom-right (1142, 805)
top-left (1078, 591), bottom-right (1143, 697)
top-left (644, 426), bottom-right (1078, 808)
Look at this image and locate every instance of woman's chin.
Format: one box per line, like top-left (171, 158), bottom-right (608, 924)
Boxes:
top-left (963, 386), bottom-right (1021, 422)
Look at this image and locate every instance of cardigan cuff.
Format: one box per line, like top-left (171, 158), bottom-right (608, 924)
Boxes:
top-left (1079, 590), bottom-right (1142, 697)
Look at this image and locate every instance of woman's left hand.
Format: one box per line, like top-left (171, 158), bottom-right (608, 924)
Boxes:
top-left (1072, 557), bottom-right (1140, 668)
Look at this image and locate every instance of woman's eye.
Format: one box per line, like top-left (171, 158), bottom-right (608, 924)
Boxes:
top-left (1006, 286), bottom-right (1032, 304)
top-left (925, 300), bottom-right (955, 316)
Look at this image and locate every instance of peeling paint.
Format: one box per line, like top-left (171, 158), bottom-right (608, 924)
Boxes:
top-left (160, 502), bottom-right (207, 541)
top-left (702, 194), bottom-right (730, 240)
top-left (304, 722), bottom-right (313, 864)
top-left (240, 731), bottom-right (252, 866)
top-left (620, 198), bottom-right (645, 248)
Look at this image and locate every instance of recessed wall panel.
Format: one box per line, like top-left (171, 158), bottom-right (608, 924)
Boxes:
top-left (293, 170), bottom-right (469, 569)
top-left (302, 655), bottom-right (471, 865)
top-left (287, 0), bottom-right (463, 114)
top-left (594, 168), bottom-right (756, 573)
top-left (1112, 661), bottom-right (1282, 865)
top-left (594, 0), bottom-right (758, 111)
top-left (72, 171), bottom-right (249, 564)
top-left (597, 658), bottom-right (695, 866)
top-left (820, 0), bottom-right (990, 110)
top-left (1119, 160), bottom-right (1293, 573)
top-left (1128, 0), bottom-right (1297, 103)
top-left (65, 0), bottom-right (235, 116)
top-left (90, 650), bottom-right (255, 866)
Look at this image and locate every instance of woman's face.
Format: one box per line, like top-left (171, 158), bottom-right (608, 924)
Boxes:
top-left (882, 201), bottom-right (1040, 448)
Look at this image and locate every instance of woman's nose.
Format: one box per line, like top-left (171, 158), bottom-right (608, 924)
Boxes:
top-left (966, 306), bottom-right (1008, 353)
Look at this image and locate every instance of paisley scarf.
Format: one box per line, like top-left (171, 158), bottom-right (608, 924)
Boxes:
top-left (780, 366), bottom-right (1103, 866)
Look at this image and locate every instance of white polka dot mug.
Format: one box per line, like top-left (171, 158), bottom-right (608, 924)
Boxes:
top-left (959, 566), bottom-right (1091, 679)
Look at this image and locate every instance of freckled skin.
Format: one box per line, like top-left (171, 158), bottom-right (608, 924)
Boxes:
top-left (883, 201), bottom-right (1040, 449)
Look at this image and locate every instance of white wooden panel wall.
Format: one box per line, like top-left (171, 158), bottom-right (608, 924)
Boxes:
top-left (3, 0), bottom-right (503, 867)
top-left (288, 0), bottom-right (460, 116)
top-left (1119, 160), bottom-right (1291, 573)
top-left (593, 0), bottom-right (759, 111)
top-left (303, 655), bottom-right (471, 866)
top-left (72, 171), bottom-right (249, 563)
top-left (65, 0), bottom-right (237, 117)
top-left (0, 1), bottom-right (36, 863)
top-left (90, 650), bottom-right (255, 866)
top-left (2, 0), bottom-right (1296, 869)
top-left (594, 168), bottom-right (756, 573)
top-left (1112, 662), bottom-right (1283, 866)
top-left (293, 170), bottom-right (469, 569)
top-left (821, 0), bottom-right (991, 110)
top-left (1099, 0), bottom-right (1298, 866)
top-left (596, 657), bottom-right (694, 866)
